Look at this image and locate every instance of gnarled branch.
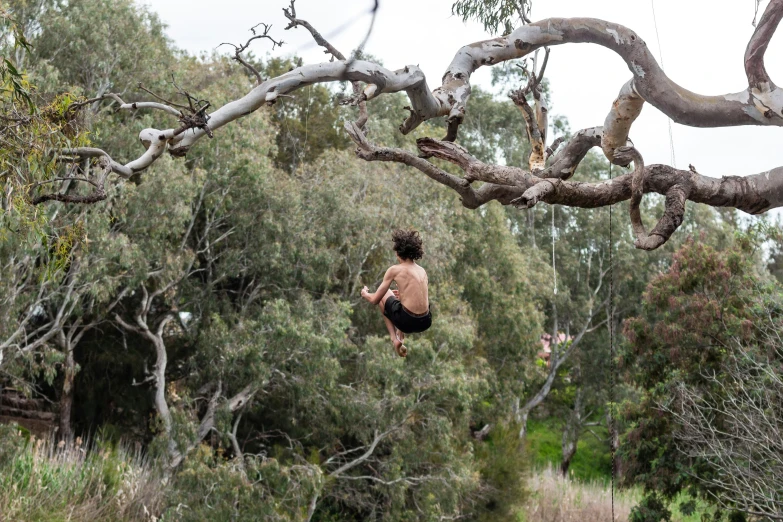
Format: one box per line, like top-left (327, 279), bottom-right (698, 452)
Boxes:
top-left (42, 0), bottom-right (783, 250)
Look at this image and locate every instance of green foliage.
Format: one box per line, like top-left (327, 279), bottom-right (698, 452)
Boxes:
top-left (525, 418), bottom-right (611, 482)
top-left (0, 8), bottom-right (34, 111)
top-left (262, 57), bottom-right (351, 172)
top-left (458, 86), bottom-right (532, 167)
top-left (0, 426), bottom-right (164, 521)
top-left (621, 232), bottom-right (781, 521)
top-left (453, 202), bottom-right (545, 398)
top-left (1, 1), bottom-right (762, 520)
top-left (32, 0), bottom-right (173, 96)
top-left (473, 423), bottom-right (528, 521)
top-left (452, 0), bottom-right (531, 34)
top-left (165, 445), bottom-right (320, 522)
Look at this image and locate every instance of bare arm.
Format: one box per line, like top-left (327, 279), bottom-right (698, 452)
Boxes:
top-left (361, 267), bottom-right (396, 305)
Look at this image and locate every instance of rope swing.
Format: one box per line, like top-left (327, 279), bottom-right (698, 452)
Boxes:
top-left (552, 204), bottom-right (558, 295)
top-left (608, 161), bottom-right (616, 521)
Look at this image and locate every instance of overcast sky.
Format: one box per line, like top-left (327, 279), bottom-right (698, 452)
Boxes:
top-left (145, 0), bottom-right (783, 182)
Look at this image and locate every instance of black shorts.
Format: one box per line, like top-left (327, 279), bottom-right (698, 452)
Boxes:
top-left (383, 296), bottom-right (432, 334)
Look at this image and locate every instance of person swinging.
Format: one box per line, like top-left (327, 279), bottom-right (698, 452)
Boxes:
top-left (361, 229), bottom-right (432, 357)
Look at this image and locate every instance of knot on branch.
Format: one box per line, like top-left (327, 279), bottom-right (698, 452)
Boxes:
top-left (339, 86), bottom-right (374, 107)
top-left (168, 145), bottom-right (190, 158)
top-left (137, 80), bottom-right (214, 140)
top-left (177, 105), bottom-right (212, 138)
top-left (612, 145), bottom-right (639, 168)
top-left (416, 137), bottom-right (473, 167)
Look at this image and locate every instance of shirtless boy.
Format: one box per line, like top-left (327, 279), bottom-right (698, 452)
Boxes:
top-left (361, 229), bottom-right (432, 357)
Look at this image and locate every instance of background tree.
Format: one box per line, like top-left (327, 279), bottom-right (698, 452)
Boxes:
top-left (1, 0), bottom-right (779, 520)
top-left (621, 231), bottom-right (781, 521)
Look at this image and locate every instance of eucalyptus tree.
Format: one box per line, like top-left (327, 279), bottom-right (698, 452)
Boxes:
top-left (622, 233), bottom-right (783, 521)
top-left (32, 0), bottom-right (173, 100)
top-left (19, 0), bottom-right (783, 255)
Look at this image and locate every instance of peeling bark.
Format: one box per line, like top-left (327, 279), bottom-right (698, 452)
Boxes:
top-left (412, 135), bottom-right (783, 249)
top-left (54, 0), bottom-right (783, 250)
top-left (88, 0), bottom-right (783, 173)
top-left (745, 0), bottom-right (783, 88)
top-left (602, 81), bottom-right (643, 165)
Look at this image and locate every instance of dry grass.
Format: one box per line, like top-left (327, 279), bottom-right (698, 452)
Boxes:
top-left (523, 467), bottom-right (640, 522)
top-left (0, 426), bottom-right (165, 521)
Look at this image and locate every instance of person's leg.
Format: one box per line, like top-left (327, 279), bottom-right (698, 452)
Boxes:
top-left (379, 291), bottom-right (407, 357)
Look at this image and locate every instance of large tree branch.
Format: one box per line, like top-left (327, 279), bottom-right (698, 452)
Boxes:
top-left (411, 135), bottom-right (782, 249)
top-left (440, 4), bottom-right (783, 142)
top-left (283, 0), bottom-right (368, 128)
top-left (78, 2), bottom-right (783, 179)
top-left (745, 0), bottom-right (783, 88)
top-left (41, 1), bottom-right (783, 252)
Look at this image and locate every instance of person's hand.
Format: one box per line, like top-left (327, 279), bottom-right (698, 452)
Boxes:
top-left (361, 286), bottom-right (369, 299)
top-left (392, 289), bottom-right (400, 299)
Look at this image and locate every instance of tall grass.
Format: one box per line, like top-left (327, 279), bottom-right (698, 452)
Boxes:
top-left (522, 467), bottom-right (640, 522)
top-left (0, 424), bottom-right (164, 522)
top-left (522, 467), bottom-right (715, 522)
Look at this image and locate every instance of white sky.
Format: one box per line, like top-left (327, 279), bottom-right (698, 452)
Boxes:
top-left (145, 0), bottom-right (783, 182)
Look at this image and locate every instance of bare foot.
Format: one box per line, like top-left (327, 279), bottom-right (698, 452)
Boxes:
top-left (393, 339), bottom-right (408, 357)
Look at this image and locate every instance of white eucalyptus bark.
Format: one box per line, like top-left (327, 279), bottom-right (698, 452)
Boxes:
top-left (116, 296), bottom-right (258, 470)
top-left (92, 0), bottom-right (783, 174)
top-left (58, 0), bottom-right (783, 249)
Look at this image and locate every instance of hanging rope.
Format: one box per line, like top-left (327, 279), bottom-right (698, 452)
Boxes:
top-left (552, 204), bottom-right (557, 295)
top-left (651, 0), bottom-right (677, 167)
top-left (609, 162), bottom-right (616, 521)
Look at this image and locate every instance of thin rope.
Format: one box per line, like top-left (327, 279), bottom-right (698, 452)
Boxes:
top-left (651, 0), bottom-right (677, 167)
top-left (609, 162), bottom-right (616, 522)
top-left (551, 204), bottom-right (557, 295)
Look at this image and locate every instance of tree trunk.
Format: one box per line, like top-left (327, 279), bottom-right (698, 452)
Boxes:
top-left (607, 409), bottom-right (622, 481)
top-left (560, 387), bottom-right (584, 477)
top-left (518, 409), bottom-right (531, 439)
top-left (560, 437), bottom-right (577, 477)
top-left (59, 345), bottom-right (75, 441)
top-left (517, 366), bottom-right (557, 439)
top-left (150, 334), bottom-right (183, 469)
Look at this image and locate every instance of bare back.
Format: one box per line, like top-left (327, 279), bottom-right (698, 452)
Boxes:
top-left (390, 262), bottom-right (429, 315)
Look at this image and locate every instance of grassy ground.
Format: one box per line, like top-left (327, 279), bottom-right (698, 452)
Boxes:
top-left (0, 421), bottom-right (718, 522)
top-left (521, 467), bottom-right (716, 522)
top-left (0, 425), bottom-right (163, 522)
top-left (521, 467), bottom-right (640, 521)
top-left (525, 418), bottom-right (612, 482)
top-left (523, 419), bottom-right (716, 522)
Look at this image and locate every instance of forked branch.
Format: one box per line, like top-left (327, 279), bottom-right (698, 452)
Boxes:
top-left (40, 0), bottom-right (783, 250)
top-left (218, 22), bottom-right (283, 85)
top-left (283, 0), bottom-right (368, 128)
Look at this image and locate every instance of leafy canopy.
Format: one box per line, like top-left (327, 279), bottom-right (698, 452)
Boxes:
top-left (452, 0), bottom-right (531, 34)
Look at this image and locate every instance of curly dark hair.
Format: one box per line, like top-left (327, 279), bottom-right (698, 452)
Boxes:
top-left (392, 229), bottom-right (424, 261)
